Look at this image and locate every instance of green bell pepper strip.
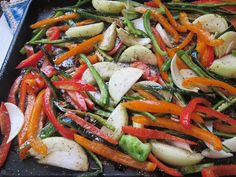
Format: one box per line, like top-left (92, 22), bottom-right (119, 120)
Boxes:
top-left (143, 10), bottom-right (166, 56)
top-left (80, 54), bottom-right (109, 106)
top-left (119, 135), bottom-right (151, 162)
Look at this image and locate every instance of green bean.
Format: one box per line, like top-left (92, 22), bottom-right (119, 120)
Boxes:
top-left (40, 122), bottom-right (56, 139)
top-left (124, 18), bottom-right (147, 38)
top-left (143, 10), bottom-right (166, 56)
top-left (80, 54), bottom-right (109, 106)
top-left (95, 46), bottom-right (113, 62)
top-left (162, 58), bottom-right (172, 72)
top-left (167, 2), bottom-right (236, 8)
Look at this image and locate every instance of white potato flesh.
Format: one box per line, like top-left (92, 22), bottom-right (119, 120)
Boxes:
top-left (99, 22), bottom-right (117, 51)
top-left (119, 45), bottom-right (157, 65)
top-left (134, 81), bottom-right (172, 102)
top-left (223, 137), bottom-right (236, 152)
top-left (4, 102), bottom-right (24, 143)
top-left (193, 14), bottom-right (228, 33)
top-left (81, 62), bottom-right (122, 85)
top-left (101, 104), bottom-right (128, 140)
top-left (29, 137), bottom-right (88, 171)
top-left (132, 18), bottom-right (146, 32)
top-left (201, 149), bottom-right (233, 159)
top-left (171, 55), bottom-right (199, 92)
top-left (92, 0), bottom-right (125, 14)
top-left (151, 141), bottom-right (204, 166)
top-left (215, 31), bottom-right (236, 58)
top-left (209, 55), bottom-right (236, 79)
top-left (117, 28), bottom-right (151, 47)
top-left (66, 22), bottom-right (104, 37)
top-left (109, 67), bottom-right (143, 103)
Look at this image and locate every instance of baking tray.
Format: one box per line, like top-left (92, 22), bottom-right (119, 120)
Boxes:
top-left (0, 0), bottom-right (235, 176)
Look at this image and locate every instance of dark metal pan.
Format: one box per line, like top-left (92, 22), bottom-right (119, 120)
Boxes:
top-left (0, 0), bottom-right (235, 176)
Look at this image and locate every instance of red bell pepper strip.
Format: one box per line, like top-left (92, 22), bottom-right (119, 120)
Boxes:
top-left (74, 134), bottom-right (157, 172)
top-left (230, 19), bottom-right (236, 29)
top-left (41, 65), bottom-right (57, 78)
top-left (180, 97), bottom-right (211, 129)
top-left (66, 111), bottom-right (118, 145)
top-left (0, 102), bottom-right (11, 168)
top-left (16, 27), bottom-right (61, 69)
top-left (201, 164), bottom-right (236, 177)
top-left (66, 91), bottom-right (87, 112)
top-left (122, 126), bottom-right (197, 145)
top-left (144, 1), bottom-right (158, 8)
top-left (24, 45), bottom-right (34, 57)
top-left (72, 64), bottom-right (88, 80)
top-left (107, 41), bottom-right (123, 56)
top-left (53, 80), bottom-right (96, 92)
top-left (43, 88), bottom-right (76, 139)
top-left (152, 27), bottom-right (167, 51)
top-left (8, 75), bottom-right (23, 104)
top-left (80, 92), bottom-right (95, 110)
top-left (201, 45), bottom-right (215, 68)
top-left (195, 105), bottom-right (236, 125)
top-left (148, 154), bottom-right (183, 177)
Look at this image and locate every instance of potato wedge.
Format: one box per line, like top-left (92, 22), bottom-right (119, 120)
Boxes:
top-left (92, 0), bottom-right (125, 14)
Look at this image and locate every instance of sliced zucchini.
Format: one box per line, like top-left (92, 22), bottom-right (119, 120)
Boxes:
top-left (151, 140), bottom-right (204, 166)
top-left (29, 137), bottom-right (88, 171)
top-left (82, 62), bottom-right (122, 84)
top-left (92, 0), bottom-right (126, 14)
top-left (215, 31), bottom-right (236, 58)
top-left (117, 28), bottom-right (151, 47)
top-left (108, 67), bottom-right (143, 103)
top-left (65, 22), bottom-right (104, 37)
top-left (134, 81), bottom-right (172, 102)
top-left (209, 54), bottom-right (236, 79)
top-left (101, 104), bottom-right (128, 140)
top-left (99, 22), bottom-right (117, 51)
top-left (119, 45), bottom-right (156, 65)
top-left (193, 14), bottom-right (228, 33)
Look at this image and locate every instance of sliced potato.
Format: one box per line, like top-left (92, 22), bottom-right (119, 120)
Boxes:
top-left (117, 28), bottom-right (151, 47)
top-left (119, 45), bottom-right (156, 65)
top-left (29, 137), bottom-right (88, 171)
top-left (92, 0), bottom-right (125, 14)
top-left (215, 31), bottom-right (236, 58)
top-left (171, 55), bottom-right (199, 92)
top-left (109, 67), bottom-right (143, 103)
top-left (66, 22), bottom-right (104, 37)
top-left (132, 17), bottom-right (145, 32)
top-left (99, 22), bottom-right (117, 51)
top-left (209, 54), bottom-right (236, 78)
top-left (134, 81), bottom-right (172, 102)
top-left (82, 62), bottom-right (122, 84)
top-left (193, 14), bottom-right (228, 33)
top-left (101, 104), bottom-right (128, 140)
top-left (151, 140), bottom-right (204, 166)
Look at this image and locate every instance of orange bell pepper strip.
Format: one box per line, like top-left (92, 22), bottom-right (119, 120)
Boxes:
top-left (122, 100), bottom-right (204, 124)
top-left (79, 54), bottom-right (98, 64)
top-left (201, 164), bottom-right (236, 177)
top-left (18, 94), bottom-right (36, 160)
top-left (213, 121), bottom-right (236, 134)
top-left (136, 89), bottom-right (159, 101)
top-left (182, 77), bottom-right (236, 96)
top-left (179, 13), bottom-right (224, 47)
top-left (31, 13), bottom-right (79, 29)
top-left (54, 34), bottom-right (103, 65)
top-left (135, 6), bottom-right (180, 42)
top-left (74, 134), bottom-right (157, 172)
top-left (172, 32), bottom-right (194, 52)
top-left (155, 53), bottom-right (169, 82)
top-left (132, 115), bottom-right (222, 151)
top-left (153, 0), bottom-right (187, 33)
top-left (27, 90), bottom-right (48, 156)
